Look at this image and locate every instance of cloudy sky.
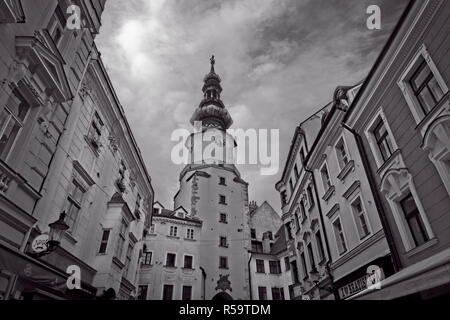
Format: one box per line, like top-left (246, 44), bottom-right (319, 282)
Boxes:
top-left (95, 0), bottom-right (408, 211)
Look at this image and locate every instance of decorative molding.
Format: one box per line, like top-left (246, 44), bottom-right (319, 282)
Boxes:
top-left (337, 160), bottom-right (355, 182)
top-left (326, 203), bottom-right (340, 219)
top-left (342, 181), bottom-right (361, 200)
top-left (322, 186), bottom-right (335, 202)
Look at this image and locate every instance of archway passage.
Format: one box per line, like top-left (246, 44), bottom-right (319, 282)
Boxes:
top-left (212, 292), bottom-right (233, 301)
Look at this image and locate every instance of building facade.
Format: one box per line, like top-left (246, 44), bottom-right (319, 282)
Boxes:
top-left (0, 0), bottom-right (155, 300)
top-left (344, 0), bottom-right (450, 300)
top-left (139, 203), bottom-right (202, 300)
top-left (249, 227), bottom-right (293, 300)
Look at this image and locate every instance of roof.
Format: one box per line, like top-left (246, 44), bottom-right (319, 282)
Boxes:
top-left (270, 226), bottom-right (287, 255)
top-left (153, 208), bottom-right (202, 225)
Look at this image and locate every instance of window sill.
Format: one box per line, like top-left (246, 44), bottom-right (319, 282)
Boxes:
top-left (112, 257), bottom-right (125, 269)
top-left (184, 238), bottom-right (196, 242)
top-left (167, 235), bottom-right (180, 239)
top-left (256, 271), bottom-right (266, 274)
top-left (308, 203), bottom-right (315, 212)
top-left (322, 186), bottom-right (335, 202)
top-left (219, 267), bottom-right (229, 270)
top-left (182, 267), bottom-right (195, 271)
top-left (405, 238), bottom-right (439, 259)
top-left (141, 264), bottom-right (153, 268)
top-left (219, 221), bottom-right (228, 224)
top-left (318, 258), bottom-right (327, 266)
top-left (219, 245), bottom-right (229, 249)
top-left (337, 160), bottom-right (355, 182)
top-left (164, 265), bottom-right (177, 269)
top-left (63, 231), bottom-right (78, 244)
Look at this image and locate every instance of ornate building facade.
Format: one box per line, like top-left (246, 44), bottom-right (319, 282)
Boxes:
top-left (0, 0), bottom-right (154, 300)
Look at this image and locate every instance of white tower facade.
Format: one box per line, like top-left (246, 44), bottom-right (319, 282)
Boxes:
top-left (174, 56), bottom-right (250, 300)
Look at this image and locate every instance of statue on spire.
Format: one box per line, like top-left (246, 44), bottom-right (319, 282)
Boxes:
top-left (210, 55), bottom-right (215, 72)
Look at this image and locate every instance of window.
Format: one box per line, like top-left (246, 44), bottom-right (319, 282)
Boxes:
top-left (135, 194), bottom-right (142, 211)
top-left (115, 219), bottom-right (128, 259)
top-left (373, 119), bottom-right (395, 162)
top-left (269, 260), bottom-right (281, 274)
top-left (300, 200), bottom-right (307, 221)
top-left (166, 253), bottom-right (176, 267)
top-left (162, 285), bottom-right (173, 300)
top-left (251, 241), bottom-right (263, 253)
top-left (294, 164), bottom-right (299, 179)
top-left (351, 197), bottom-right (371, 239)
top-left (307, 243), bottom-right (316, 272)
top-left (184, 255), bottom-right (193, 269)
top-left (182, 286), bottom-right (192, 301)
top-left (220, 213), bottom-right (228, 223)
top-left (87, 112), bottom-right (104, 151)
top-left (333, 218), bottom-right (347, 255)
top-left (281, 191), bottom-right (287, 206)
top-left (271, 288), bottom-right (284, 301)
top-left (169, 226), bottom-right (178, 237)
top-left (98, 229), bottom-right (110, 254)
top-left (267, 231), bottom-right (273, 240)
top-left (284, 257), bottom-right (290, 271)
top-left (219, 177), bottom-right (226, 186)
top-left (300, 252), bottom-right (308, 279)
top-left (47, 3), bottom-right (65, 45)
top-left (258, 287), bottom-right (267, 300)
top-left (256, 259), bottom-right (265, 273)
top-left (320, 163), bottom-right (331, 191)
top-left (398, 45), bottom-right (448, 123)
top-left (285, 223), bottom-right (293, 240)
top-left (143, 251), bottom-right (152, 265)
top-left (219, 195), bottom-right (227, 205)
top-left (186, 228), bottom-right (194, 240)
top-left (289, 179), bottom-right (294, 194)
top-left (336, 138), bottom-right (349, 169)
top-left (294, 208), bottom-right (300, 231)
top-left (219, 256), bottom-right (228, 269)
top-left (123, 242), bottom-right (134, 277)
top-left (307, 185), bottom-right (315, 208)
top-left (400, 193), bottom-right (430, 247)
top-left (0, 88), bottom-right (30, 160)
top-left (315, 231), bottom-right (325, 262)
top-left (137, 285), bottom-right (148, 300)
top-left (149, 224), bottom-right (155, 234)
top-left (219, 236), bottom-right (228, 248)
top-left (409, 58), bottom-right (444, 115)
top-left (299, 148), bottom-right (306, 164)
top-left (66, 180), bottom-right (85, 232)
top-left (250, 228), bottom-right (256, 239)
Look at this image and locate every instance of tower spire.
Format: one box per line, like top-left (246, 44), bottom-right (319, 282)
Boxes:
top-left (190, 55), bottom-right (233, 130)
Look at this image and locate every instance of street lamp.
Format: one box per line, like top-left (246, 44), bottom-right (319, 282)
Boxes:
top-left (47, 211), bottom-right (70, 251)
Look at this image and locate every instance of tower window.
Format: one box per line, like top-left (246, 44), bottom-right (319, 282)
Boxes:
top-left (251, 228), bottom-right (256, 239)
top-left (219, 256), bottom-right (228, 269)
top-left (219, 177), bottom-right (226, 186)
top-left (220, 213), bottom-right (228, 223)
top-left (219, 195), bottom-right (227, 205)
top-left (219, 236), bottom-right (228, 248)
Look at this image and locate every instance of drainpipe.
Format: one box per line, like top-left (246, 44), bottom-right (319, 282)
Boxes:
top-left (304, 167), bottom-right (338, 300)
top-left (200, 267), bottom-right (206, 300)
top-left (247, 254), bottom-right (253, 300)
top-left (340, 123), bottom-right (402, 271)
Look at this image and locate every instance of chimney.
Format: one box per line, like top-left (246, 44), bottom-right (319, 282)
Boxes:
top-left (262, 232), bottom-right (271, 254)
top-left (249, 201), bottom-right (258, 212)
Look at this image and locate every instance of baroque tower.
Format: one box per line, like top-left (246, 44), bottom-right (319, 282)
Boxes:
top-left (173, 56), bottom-right (250, 300)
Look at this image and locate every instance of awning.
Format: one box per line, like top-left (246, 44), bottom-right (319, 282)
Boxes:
top-left (351, 248), bottom-right (450, 300)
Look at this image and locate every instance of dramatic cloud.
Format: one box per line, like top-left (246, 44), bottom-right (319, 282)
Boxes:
top-left (96, 0), bottom-right (408, 211)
